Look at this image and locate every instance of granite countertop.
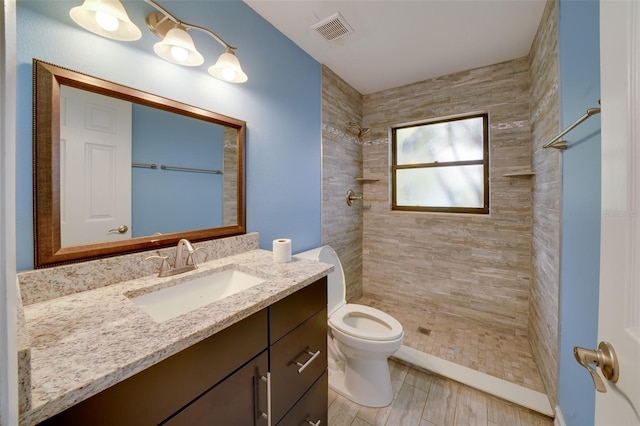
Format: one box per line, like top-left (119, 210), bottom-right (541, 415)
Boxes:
top-left (20, 249), bottom-right (332, 425)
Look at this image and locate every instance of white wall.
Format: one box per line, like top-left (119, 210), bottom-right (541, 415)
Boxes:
top-left (0, 1), bottom-right (18, 423)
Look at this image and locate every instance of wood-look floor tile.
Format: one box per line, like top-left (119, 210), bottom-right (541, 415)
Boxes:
top-left (356, 400), bottom-right (393, 426)
top-left (422, 374), bottom-right (459, 426)
top-left (518, 409), bottom-right (554, 426)
top-left (454, 385), bottom-right (488, 426)
top-left (385, 383), bottom-right (429, 425)
top-left (327, 360), bottom-right (554, 426)
top-left (329, 391), bottom-right (361, 426)
top-left (404, 367), bottom-right (434, 393)
top-left (487, 396), bottom-right (523, 425)
top-left (350, 417), bottom-right (374, 426)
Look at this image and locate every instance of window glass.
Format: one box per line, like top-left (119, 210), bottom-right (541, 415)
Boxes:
top-left (392, 114), bottom-right (489, 214)
top-left (396, 116), bottom-right (485, 165)
top-left (395, 165), bottom-right (485, 208)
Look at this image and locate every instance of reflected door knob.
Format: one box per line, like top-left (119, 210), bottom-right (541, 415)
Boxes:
top-left (108, 225), bottom-right (128, 234)
top-left (573, 341), bottom-right (619, 393)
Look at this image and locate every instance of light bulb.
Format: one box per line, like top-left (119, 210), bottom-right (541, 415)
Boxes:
top-left (170, 46), bottom-right (189, 63)
top-left (221, 67), bottom-right (236, 81)
top-left (208, 49), bottom-right (248, 83)
top-left (95, 10), bottom-right (119, 32)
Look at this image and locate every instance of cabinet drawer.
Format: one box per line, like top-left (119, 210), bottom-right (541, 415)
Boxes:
top-left (277, 371), bottom-right (328, 426)
top-left (163, 350), bottom-right (269, 426)
top-left (270, 308), bottom-right (327, 424)
top-left (270, 277), bottom-right (327, 344)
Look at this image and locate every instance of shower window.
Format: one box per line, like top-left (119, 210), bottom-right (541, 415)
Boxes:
top-left (391, 113), bottom-right (489, 214)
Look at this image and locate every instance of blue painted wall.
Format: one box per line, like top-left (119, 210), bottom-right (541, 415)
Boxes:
top-left (131, 104), bottom-right (224, 236)
top-left (557, 1), bottom-right (601, 424)
top-left (16, 1), bottom-right (321, 270)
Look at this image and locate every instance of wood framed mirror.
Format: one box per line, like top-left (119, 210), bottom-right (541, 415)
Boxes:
top-left (33, 59), bottom-right (246, 267)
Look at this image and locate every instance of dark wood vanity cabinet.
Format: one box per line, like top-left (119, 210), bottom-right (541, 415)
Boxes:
top-left (269, 278), bottom-right (328, 425)
top-left (39, 309), bottom-right (269, 426)
top-left (277, 372), bottom-right (328, 426)
top-left (38, 277), bottom-right (327, 426)
top-left (163, 351), bottom-right (269, 425)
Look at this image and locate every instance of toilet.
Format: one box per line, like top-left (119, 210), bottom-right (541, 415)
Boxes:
top-left (296, 246), bottom-right (404, 407)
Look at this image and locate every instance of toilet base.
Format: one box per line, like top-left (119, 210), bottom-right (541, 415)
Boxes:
top-left (329, 358), bottom-right (394, 407)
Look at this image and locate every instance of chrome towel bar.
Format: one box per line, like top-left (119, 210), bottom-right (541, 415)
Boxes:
top-left (543, 106), bottom-right (601, 150)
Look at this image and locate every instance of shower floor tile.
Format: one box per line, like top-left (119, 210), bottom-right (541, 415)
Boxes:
top-left (354, 295), bottom-right (546, 394)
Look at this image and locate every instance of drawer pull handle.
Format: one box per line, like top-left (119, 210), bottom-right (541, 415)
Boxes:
top-left (306, 419), bottom-right (321, 426)
top-left (296, 350), bottom-right (321, 373)
top-left (260, 372), bottom-right (272, 426)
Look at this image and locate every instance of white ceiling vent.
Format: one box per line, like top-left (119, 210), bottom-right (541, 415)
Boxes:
top-left (311, 12), bottom-right (354, 42)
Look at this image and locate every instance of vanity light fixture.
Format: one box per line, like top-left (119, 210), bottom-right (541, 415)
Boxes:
top-left (152, 25), bottom-right (204, 66)
top-left (69, 0), bottom-right (142, 41)
top-left (145, 0), bottom-right (248, 83)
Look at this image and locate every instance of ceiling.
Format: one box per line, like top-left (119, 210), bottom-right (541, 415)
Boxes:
top-left (243, 0), bottom-right (547, 95)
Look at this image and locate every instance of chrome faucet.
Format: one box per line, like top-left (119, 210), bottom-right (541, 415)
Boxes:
top-left (146, 238), bottom-right (203, 277)
top-left (175, 238), bottom-right (196, 269)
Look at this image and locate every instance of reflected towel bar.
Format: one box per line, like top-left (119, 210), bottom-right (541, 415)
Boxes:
top-left (132, 162), bottom-right (222, 175)
top-left (543, 106), bottom-right (601, 150)
top-left (160, 165), bottom-right (222, 175)
top-left (132, 162), bottom-right (158, 169)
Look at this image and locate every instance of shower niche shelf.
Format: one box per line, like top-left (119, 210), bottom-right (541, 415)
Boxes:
top-left (355, 177), bottom-right (380, 183)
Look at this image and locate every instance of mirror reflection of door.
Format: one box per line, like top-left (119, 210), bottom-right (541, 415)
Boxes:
top-left (60, 85), bottom-right (132, 246)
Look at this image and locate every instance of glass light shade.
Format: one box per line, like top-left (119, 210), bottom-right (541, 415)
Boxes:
top-left (69, 0), bottom-right (141, 41)
top-left (208, 49), bottom-right (248, 83)
top-left (153, 27), bottom-right (204, 67)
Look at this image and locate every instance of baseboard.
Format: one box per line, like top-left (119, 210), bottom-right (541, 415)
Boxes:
top-left (554, 406), bottom-right (567, 426)
top-left (392, 345), bottom-right (554, 418)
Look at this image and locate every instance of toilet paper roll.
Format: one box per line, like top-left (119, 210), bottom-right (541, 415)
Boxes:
top-left (273, 239), bottom-right (292, 263)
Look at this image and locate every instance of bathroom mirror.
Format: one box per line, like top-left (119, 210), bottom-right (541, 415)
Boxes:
top-left (33, 59), bottom-right (246, 267)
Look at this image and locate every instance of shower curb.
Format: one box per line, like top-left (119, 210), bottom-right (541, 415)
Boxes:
top-left (392, 345), bottom-right (554, 418)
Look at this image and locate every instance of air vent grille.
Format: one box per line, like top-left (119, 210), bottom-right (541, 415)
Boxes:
top-left (311, 13), bottom-right (354, 42)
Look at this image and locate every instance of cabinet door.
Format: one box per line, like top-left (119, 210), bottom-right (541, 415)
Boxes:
top-left (277, 372), bottom-right (327, 426)
top-left (163, 350), bottom-right (269, 426)
top-left (38, 309), bottom-right (268, 426)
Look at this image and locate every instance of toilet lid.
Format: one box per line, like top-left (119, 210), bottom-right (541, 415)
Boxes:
top-left (329, 303), bottom-right (404, 341)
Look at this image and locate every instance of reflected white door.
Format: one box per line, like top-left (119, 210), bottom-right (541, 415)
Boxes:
top-left (60, 85), bottom-right (132, 246)
top-left (597, 1), bottom-right (640, 424)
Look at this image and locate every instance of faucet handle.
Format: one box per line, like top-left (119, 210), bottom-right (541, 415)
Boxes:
top-left (145, 255), bottom-right (171, 276)
top-left (186, 247), bottom-right (205, 266)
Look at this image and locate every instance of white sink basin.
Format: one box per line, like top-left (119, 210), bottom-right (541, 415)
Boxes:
top-left (129, 269), bottom-right (266, 322)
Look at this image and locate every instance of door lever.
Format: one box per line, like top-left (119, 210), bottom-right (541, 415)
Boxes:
top-left (108, 225), bottom-right (128, 234)
top-left (573, 341), bottom-right (619, 393)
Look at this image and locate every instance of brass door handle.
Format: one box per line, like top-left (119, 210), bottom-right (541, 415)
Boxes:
top-left (573, 341), bottom-right (619, 393)
top-left (108, 225), bottom-right (128, 234)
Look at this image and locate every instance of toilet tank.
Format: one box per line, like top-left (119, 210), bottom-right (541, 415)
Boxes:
top-left (295, 245), bottom-right (346, 315)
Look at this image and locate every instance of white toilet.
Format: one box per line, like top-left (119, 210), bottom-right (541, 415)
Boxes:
top-left (297, 245), bottom-right (404, 407)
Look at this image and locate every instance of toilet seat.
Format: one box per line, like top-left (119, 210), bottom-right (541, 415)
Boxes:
top-left (329, 303), bottom-right (404, 341)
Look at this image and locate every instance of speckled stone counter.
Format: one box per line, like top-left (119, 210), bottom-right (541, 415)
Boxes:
top-left (18, 245), bottom-right (332, 425)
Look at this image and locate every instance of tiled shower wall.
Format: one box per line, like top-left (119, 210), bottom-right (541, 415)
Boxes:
top-left (529, 0), bottom-right (560, 406)
top-left (360, 58), bottom-right (533, 336)
top-left (320, 0), bottom-right (560, 405)
top-left (223, 127), bottom-right (238, 227)
top-left (320, 66), bottom-right (363, 302)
